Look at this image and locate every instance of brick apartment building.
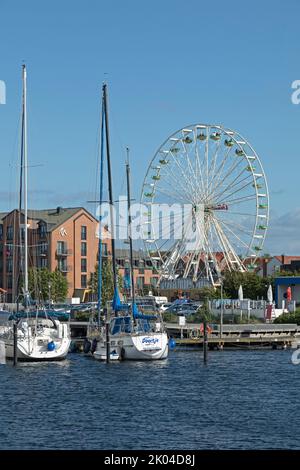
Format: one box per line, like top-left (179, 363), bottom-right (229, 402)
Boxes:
top-left (115, 248), bottom-right (160, 296)
top-left (0, 207), bottom-right (111, 302)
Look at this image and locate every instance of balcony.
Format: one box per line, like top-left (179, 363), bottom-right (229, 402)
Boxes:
top-left (56, 248), bottom-right (72, 257)
top-left (58, 264), bottom-right (72, 273)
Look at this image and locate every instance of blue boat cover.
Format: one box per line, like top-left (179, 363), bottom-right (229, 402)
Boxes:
top-left (112, 288), bottom-right (130, 312)
top-left (132, 302), bottom-right (157, 320)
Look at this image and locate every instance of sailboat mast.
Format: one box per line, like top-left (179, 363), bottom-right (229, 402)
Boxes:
top-left (126, 149), bottom-right (135, 308)
top-left (22, 64), bottom-right (29, 308)
top-left (97, 91), bottom-right (105, 327)
top-left (102, 84), bottom-right (118, 293)
top-left (16, 70), bottom-right (25, 308)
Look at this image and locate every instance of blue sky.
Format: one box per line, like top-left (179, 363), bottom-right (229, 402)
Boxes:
top-left (0, 0), bottom-right (300, 253)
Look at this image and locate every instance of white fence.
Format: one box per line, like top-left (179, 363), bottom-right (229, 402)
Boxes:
top-left (209, 299), bottom-right (282, 321)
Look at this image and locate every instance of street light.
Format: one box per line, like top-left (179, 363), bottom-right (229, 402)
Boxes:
top-left (48, 282), bottom-right (51, 304)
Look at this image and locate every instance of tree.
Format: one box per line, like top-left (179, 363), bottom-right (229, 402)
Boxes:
top-left (88, 259), bottom-right (122, 307)
top-left (50, 269), bottom-right (68, 302)
top-left (222, 271), bottom-right (273, 300)
top-left (27, 267), bottom-right (68, 303)
top-left (197, 286), bottom-right (225, 301)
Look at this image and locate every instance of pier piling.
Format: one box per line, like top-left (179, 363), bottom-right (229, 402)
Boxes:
top-left (106, 321), bottom-right (110, 364)
top-left (13, 322), bottom-right (18, 366)
top-left (203, 319), bottom-right (208, 364)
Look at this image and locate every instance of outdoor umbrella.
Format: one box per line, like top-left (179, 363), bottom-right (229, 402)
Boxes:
top-left (267, 285), bottom-right (273, 304)
top-left (238, 285), bottom-right (243, 320)
top-left (238, 285), bottom-right (244, 301)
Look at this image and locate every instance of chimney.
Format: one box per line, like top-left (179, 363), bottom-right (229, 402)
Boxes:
top-left (281, 254), bottom-right (285, 265)
top-left (56, 206), bottom-right (62, 214)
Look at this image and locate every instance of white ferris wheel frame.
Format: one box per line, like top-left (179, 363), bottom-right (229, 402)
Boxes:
top-left (140, 124), bottom-right (269, 287)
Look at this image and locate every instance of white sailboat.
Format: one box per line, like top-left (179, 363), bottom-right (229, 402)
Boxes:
top-left (89, 84), bottom-right (168, 361)
top-left (1, 65), bottom-right (71, 361)
top-left (3, 314), bottom-right (71, 361)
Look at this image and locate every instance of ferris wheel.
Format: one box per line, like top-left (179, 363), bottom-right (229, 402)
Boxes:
top-left (140, 124), bottom-right (269, 286)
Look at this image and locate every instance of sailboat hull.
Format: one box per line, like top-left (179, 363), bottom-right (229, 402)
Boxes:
top-left (4, 338), bottom-right (70, 361)
top-left (125, 333), bottom-right (169, 360)
top-left (93, 332), bottom-right (169, 361)
top-left (1, 320), bottom-right (71, 362)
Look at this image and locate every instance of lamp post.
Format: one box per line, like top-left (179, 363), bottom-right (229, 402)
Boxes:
top-left (48, 282), bottom-right (51, 305)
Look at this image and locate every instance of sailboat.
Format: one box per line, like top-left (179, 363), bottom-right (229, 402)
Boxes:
top-left (90, 84), bottom-right (168, 361)
top-left (1, 65), bottom-right (71, 361)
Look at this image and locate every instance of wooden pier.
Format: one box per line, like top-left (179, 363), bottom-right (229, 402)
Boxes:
top-left (166, 323), bottom-right (300, 350)
top-left (68, 321), bottom-right (300, 351)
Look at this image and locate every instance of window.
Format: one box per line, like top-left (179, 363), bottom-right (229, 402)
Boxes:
top-left (40, 242), bottom-right (48, 256)
top-left (6, 226), bottom-right (13, 241)
top-left (150, 277), bottom-right (158, 287)
top-left (7, 275), bottom-right (12, 289)
top-left (39, 223), bottom-right (47, 238)
top-left (81, 258), bottom-right (87, 272)
top-left (103, 243), bottom-right (108, 256)
top-left (0, 225), bottom-right (3, 241)
top-left (136, 277), bottom-right (144, 289)
top-left (81, 225), bottom-right (87, 240)
top-left (81, 242), bottom-right (87, 256)
top-left (40, 258), bottom-right (48, 268)
top-left (57, 241), bottom-right (67, 255)
top-left (6, 244), bottom-right (13, 257)
top-left (6, 258), bottom-right (13, 273)
top-left (81, 275), bottom-right (87, 288)
top-left (58, 259), bottom-right (67, 272)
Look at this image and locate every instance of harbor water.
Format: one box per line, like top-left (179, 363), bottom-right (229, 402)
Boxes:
top-left (0, 350), bottom-right (299, 450)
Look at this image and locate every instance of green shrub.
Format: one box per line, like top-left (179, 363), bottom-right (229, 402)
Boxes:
top-left (274, 310), bottom-right (300, 325)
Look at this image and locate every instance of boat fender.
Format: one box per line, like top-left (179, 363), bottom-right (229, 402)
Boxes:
top-left (120, 347), bottom-right (126, 360)
top-left (91, 338), bottom-right (98, 354)
top-left (47, 340), bottom-right (55, 351)
top-left (169, 338), bottom-right (176, 350)
top-left (69, 341), bottom-right (77, 353)
top-left (83, 339), bottom-right (91, 354)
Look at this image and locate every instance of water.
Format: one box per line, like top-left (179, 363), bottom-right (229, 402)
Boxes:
top-left (0, 349), bottom-right (299, 450)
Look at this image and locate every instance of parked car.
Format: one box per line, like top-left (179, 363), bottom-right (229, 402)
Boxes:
top-left (165, 304), bottom-right (199, 316)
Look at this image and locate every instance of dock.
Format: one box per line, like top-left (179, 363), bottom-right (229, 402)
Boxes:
top-left (167, 323), bottom-right (300, 349)
top-left (68, 321), bottom-right (300, 351)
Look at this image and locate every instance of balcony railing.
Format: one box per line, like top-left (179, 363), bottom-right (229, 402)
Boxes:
top-left (58, 265), bottom-right (72, 273)
top-left (56, 248), bottom-right (72, 257)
